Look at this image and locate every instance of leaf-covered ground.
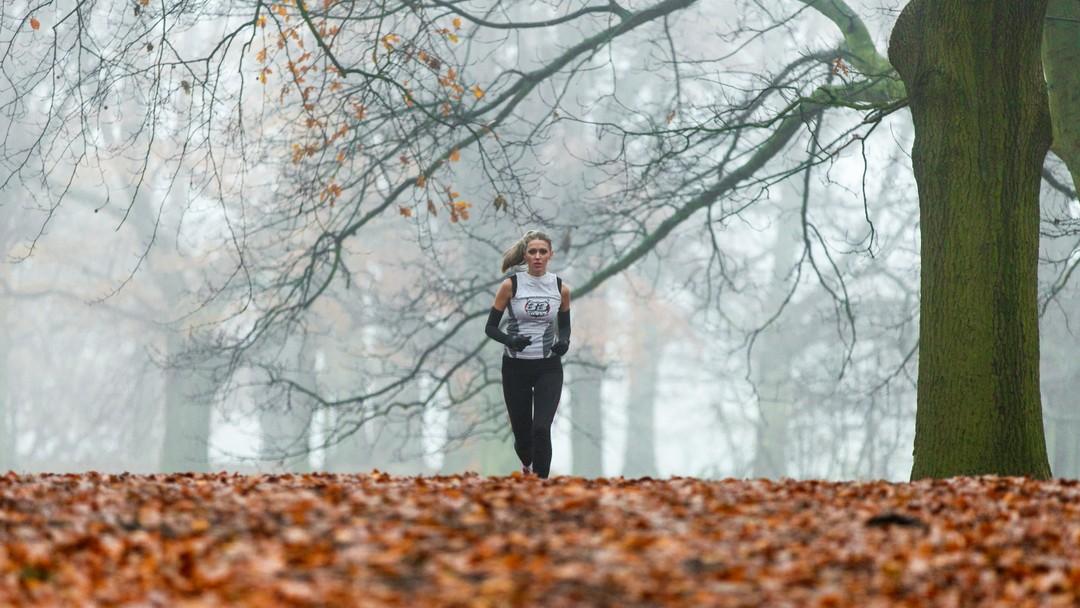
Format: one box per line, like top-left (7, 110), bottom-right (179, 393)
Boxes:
top-left (3, 472), bottom-right (1080, 606)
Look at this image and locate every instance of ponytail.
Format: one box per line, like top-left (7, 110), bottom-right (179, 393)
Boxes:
top-left (500, 230), bottom-right (552, 273)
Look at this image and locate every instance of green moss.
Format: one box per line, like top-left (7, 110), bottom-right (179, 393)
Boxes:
top-left (890, 0), bottom-right (1053, 480)
top-left (1044, 0), bottom-right (1080, 188)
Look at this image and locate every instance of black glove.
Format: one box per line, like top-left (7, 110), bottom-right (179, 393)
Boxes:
top-left (507, 334), bottom-right (532, 352)
top-left (486, 308), bottom-right (535, 352)
top-left (552, 309), bottom-right (571, 356)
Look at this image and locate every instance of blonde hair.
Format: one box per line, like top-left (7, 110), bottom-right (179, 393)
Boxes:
top-left (500, 230), bottom-right (553, 273)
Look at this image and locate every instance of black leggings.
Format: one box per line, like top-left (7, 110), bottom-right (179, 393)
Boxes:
top-left (501, 355), bottom-right (563, 478)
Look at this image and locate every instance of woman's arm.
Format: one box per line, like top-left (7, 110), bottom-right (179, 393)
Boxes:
top-left (493, 278), bottom-right (512, 311)
top-left (553, 283), bottom-right (571, 355)
top-left (485, 279), bottom-right (530, 351)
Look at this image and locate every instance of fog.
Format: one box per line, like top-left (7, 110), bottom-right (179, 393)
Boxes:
top-left (2, 0), bottom-right (1078, 480)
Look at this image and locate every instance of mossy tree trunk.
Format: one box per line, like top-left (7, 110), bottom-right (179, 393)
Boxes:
top-left (1044, 0), bottom-right (1080, 187)
top-left (889, 0), bottom-right (1053, 479)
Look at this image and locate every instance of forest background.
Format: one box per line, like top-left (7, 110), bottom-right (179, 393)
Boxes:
top-left (1, 0), bottom-right (1078, 482)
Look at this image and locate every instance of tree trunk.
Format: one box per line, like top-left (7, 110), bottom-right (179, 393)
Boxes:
top-left (0, 298), bottom-right (13, 471)
top-left (1044, 399), bottom-right (1080, 478)
top-left (751, 200), bottom-right (800, 479)
top-left (751, 359), bottom-right (794, 478)
top-left (1041, 285), bottom-right (1080, 478)
top-left (258, 338), bottom-right (316, 473)
top-left (570, 359), bottom-right (605, 477)
top-left (126, 360), bottom-right (160, 472)
top-left (441, 380), bottom-right (519, 476)
top-left (367, 409), bottom-right (428, 475)
top-left (323, 414), bottom-right (374, 472)
top-left (1044, 0), bottom-right (1080, 187)
top-left (889, 0), bottom-right (1052, 479)
top-left (160, 330), bottom-right (215, 472)
top-left (622, 312), bottom-right (660, 478)
top-left (321, 355), bottom-right (375, 472)
top-left (258, 403), bottom-right (314, 473)
top-left (440, 412), bottom-right (517, 475)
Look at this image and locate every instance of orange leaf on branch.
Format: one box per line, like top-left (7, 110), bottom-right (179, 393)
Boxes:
top-left (453, 200), bottom-right (471, 221)
top-left (320, 183), bottom-right (343, 205)
top-left (382, 33), bottom-right (401, 51)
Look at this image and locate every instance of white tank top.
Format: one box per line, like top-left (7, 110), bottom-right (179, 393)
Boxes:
top-left (504, 271), bottom-right (561, 359)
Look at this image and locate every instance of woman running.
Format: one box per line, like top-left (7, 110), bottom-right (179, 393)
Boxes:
top-left (484, 230), bottom-right (571, 479)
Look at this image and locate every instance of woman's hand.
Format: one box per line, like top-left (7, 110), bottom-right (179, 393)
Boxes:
top-left (507, 335), bottom-right (532, 352)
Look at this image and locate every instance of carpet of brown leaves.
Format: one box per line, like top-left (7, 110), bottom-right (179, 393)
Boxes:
top-left (3, 471), bottom-right (1080, 606)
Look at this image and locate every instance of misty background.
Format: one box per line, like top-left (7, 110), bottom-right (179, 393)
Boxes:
top-left (1, 0), bottom-right (1078, 481)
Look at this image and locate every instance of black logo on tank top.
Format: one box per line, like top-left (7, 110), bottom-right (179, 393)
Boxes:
top-left (524, 299), bottom-right (550, 318)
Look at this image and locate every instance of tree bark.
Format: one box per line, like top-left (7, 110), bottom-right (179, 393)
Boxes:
top-left (570, 356), bottom-right (605, 477)
top-left (1044, 0), bottom-right (1080, 187)
top-left (751, 200), bottom-right (800, 479)
top-left (889, 0), bottom-right (1053, 479)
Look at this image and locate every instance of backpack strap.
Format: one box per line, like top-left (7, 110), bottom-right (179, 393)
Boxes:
top-left (556, 276), bottom-right (562, 293)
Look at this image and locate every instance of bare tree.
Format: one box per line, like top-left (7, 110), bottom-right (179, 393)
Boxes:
top-left (3, 0), bottom-right (1079, 478)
